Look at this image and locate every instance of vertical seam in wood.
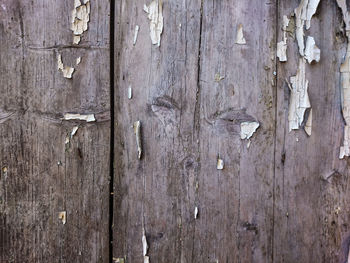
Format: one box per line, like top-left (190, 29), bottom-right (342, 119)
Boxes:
top-left (272, 0), bottom-right (279, 262)
top-left (109, 0), bottom-right (115, 262)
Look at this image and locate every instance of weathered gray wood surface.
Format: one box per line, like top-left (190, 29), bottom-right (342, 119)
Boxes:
top-left (0, 0), bottom-right (110, 262)
top-left (1, 0), bottom-right (350, 262)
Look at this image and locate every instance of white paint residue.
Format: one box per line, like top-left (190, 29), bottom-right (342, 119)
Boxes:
top-left (58, 211), bottom-right (66, 225)
top-left (128, 86), bottom-right (133, 99)
top-left (194, 206), bottom-right (198, 219)
top-left (76, 57), bottom-right (81, 65)
top-left (142, 228), bottom-right (149, 263)
top-left (294, 0), bottom-right (320, 56)
top-left (235, 24), bottom-right (246, 45)
top-left (144, 0), bottom-right (163, 46)
top-left (71, 126), bottom-right (79, 138)
top-left (304, 109), bottom-right (312, 136)
top-left (217, 158), bottom-right (224, 170)
top-left (63, 113), bottom-right (96, 122)
top-left (288, 58), bottom-right (311, 131)
top-left (304, 36), bottom-right (320, 63)
top-left (336, 0), bottom-right (350, 158)
top-left (247, 140), bottom-right (251, 148)
top-left (134, 25), bottom-right (140, 45)
top-left (71, 0), bottom-right (90, 44)
top-left (277, 15), bottom-right (290, 62)
top-left (240, 122), bottom-right (259, 140)
top-left (57, 54), bottom-right (75, 79)
top-left (134, 121), bottom-right (142, 159)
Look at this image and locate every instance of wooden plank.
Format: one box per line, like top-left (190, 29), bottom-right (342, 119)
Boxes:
top-left (274, 0), bottom-right (350, 262)
top-left (113, 0), bottom-right (202, 262)
top-left (193, 1), bottom-right (276, 262)
top-left (0, 1), bottom-right (110, 262)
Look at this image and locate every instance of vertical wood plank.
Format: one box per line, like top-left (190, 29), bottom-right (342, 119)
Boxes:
top-left (0, 1), bottom-right (110, 262)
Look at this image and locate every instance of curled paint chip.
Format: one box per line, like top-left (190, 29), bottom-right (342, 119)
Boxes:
top-left (240, 122), bottom-right (259, 140)
top-left (217, 158), bottom-right (224, 170)
top-left (71, 0), bottom-right (90, 44)
top-left (277, 15), bottom-right (290, 62)
top-left (294, 0), bottom-right (320, 56)
top-left (288, 58), bottom-right (311, 131)
top-left (142, 228), bottom-right (149, 263)
top-left (235, 24), bottom-right (246, 45)
top-left (144, 0), bottom-right (163, 47)
top-left (304, 109), bottom-right (312, 136)
top-left (304, 36), bottom-right (320, 63)
top-left (134, 25), bottom-right (140, 45)
top-left (134, 121), bottom-right (142, 159)
top-left (128, 86), bottom-right (132, 99)
top-left (71, 126), bottom-right (79, 138)
top-left (194, 206), bottom-right (198, 219)
top-left (57, 54), bottom-right (75, 79)
top-left (63, 113), bottom-right (96, 122)
top-left (58, 211), bottom-right (66, 225)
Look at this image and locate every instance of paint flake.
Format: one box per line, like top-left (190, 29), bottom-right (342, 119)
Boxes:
top-left (134, 25), bottom-right (140, 45)
top-left (304, 36), bottom-right (320, 63)
top-left (304, 109), bottom-right (312, 136)
top-left (57, 54), bottom-right (74, 79)
top-left (294, 0), bottom-right (320, 56)
top-left (277, 15), bottom-right (290, 62)
top-left (240, 122), bottom-right (259, 140)
top-left (142, 228), bottom-right (149, 263)
top-left (288, 58), bottom-right (311, 131)
top-left (134, 121), bottom-right (142, 159)
top-left (63, 113), bottom-right (95, 122)
top-left (217, 158), bottom-right (224, 170)
top-left (71, 0), bottom-right (90, 44)
top-left (194, 206), bottom-right (198, 219)
top-left (76, 57), bottom-right (81, 65)
top-left (144, 0), bottom-right (163, 46)
top-left (71, 126), bottom-right (79, 138)
top-left (128, 86), bottom-right (133, 99)
top-left (235, 24), bottom-right (246, 45)
top-left (58, 211), bottom-right (66, 224)
top-left (337, 0), bottom-right (350, 158)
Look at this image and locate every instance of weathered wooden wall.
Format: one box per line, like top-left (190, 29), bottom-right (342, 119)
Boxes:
top-left (1, 0), bottom-right (350, 262)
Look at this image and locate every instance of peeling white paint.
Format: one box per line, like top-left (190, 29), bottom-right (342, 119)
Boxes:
top-left (336, 0), bottom-right (350, 159)
top-left (194, 206), bottom-right (198, 219)
top-left (288, 58), bottom-right (311, 131)
top-left (71, 0), bottom-right (90, 44)
top-left (294, 0), bottom-right (320, 56)
top-left (277, 15), bottom-right (290, 62)
top-left (144, 0), bottom-right (163, 47)
top-left (71, 126), bottom-right (79, 138)
top-left (134, 25), bottom-right (140, 45)
top-left (247, 140), bottom-right (251, 148)
top-left (58, 211), bottom-right (66, 225)
top-left (240, 122), bottom-right (259, 140)
top-left (57, 54), bottom-right (74, 79)
top-left (304, 36), bottom-right (320, 63)
top-left (128, 86), bottom-right (132, 99)
top-left (76, 57), bottom-right (81, 65)
top-left (235, 24), bottom-right (246, 45)
top-left (142, 228), bottom-right (149, 263)
top-left (304, 109), bottom-right (312, 136)
top-left (134, 121), bottom-right (142, 159)
top-left (63, 113), bottom-right (95, 122)
top-left (217, 158), bottom-right (224, 170)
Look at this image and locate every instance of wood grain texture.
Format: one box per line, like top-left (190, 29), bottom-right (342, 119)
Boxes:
top-left (274, 1), bottom-right (350, 262)
top-left (0, 0), bottom-right (110, 262)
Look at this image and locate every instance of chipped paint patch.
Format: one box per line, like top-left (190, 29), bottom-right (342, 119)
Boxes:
top-left (235, 24), bottom-right (246, 45)
top-left (63, 113), bottom-right (95, 122)
top-left (128, 86), bottom-right (132, 99)
top-left (58, 211), bottom-right (66, 225)
top-left (277, 15), bottom-right (290, 62)
top-left (57, 54), bottom-right (74, 79)
top-left (304, 36), bottom-right (320, 63)
top-left (142, 228), bottom-right (149, 263)
top-left (288, 58), bottom-right (311, 131)
top-left (194, 206), bottom-right (198, 219)
top-left (134, 25), bottom-right (140, 45)
top-left (76, 57), bottom-right (81, 65)
top-left (294, 0), bottom-right (320, 56)
top-left (240, 122), bottom-right (259, 140)
top-left (134, 121), bottom-right (142, 159)
top-left (71, 126), bottom-right (79, 138)
top-left (71, 0), bottom-right (90, 44)
top-left (304, 109), bottom-right (312, 136)
top-left (144, 0), bottom-right (163, 47)
top-left (217, 158), bottom-right (224, 170)
top-left (336, 0), bottom-right (350, 159)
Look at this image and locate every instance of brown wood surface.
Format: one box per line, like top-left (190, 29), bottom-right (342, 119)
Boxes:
top-left (0, 0), bottom-right (110, 262)
top-left (1, 0), bottom-right (350, 262)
